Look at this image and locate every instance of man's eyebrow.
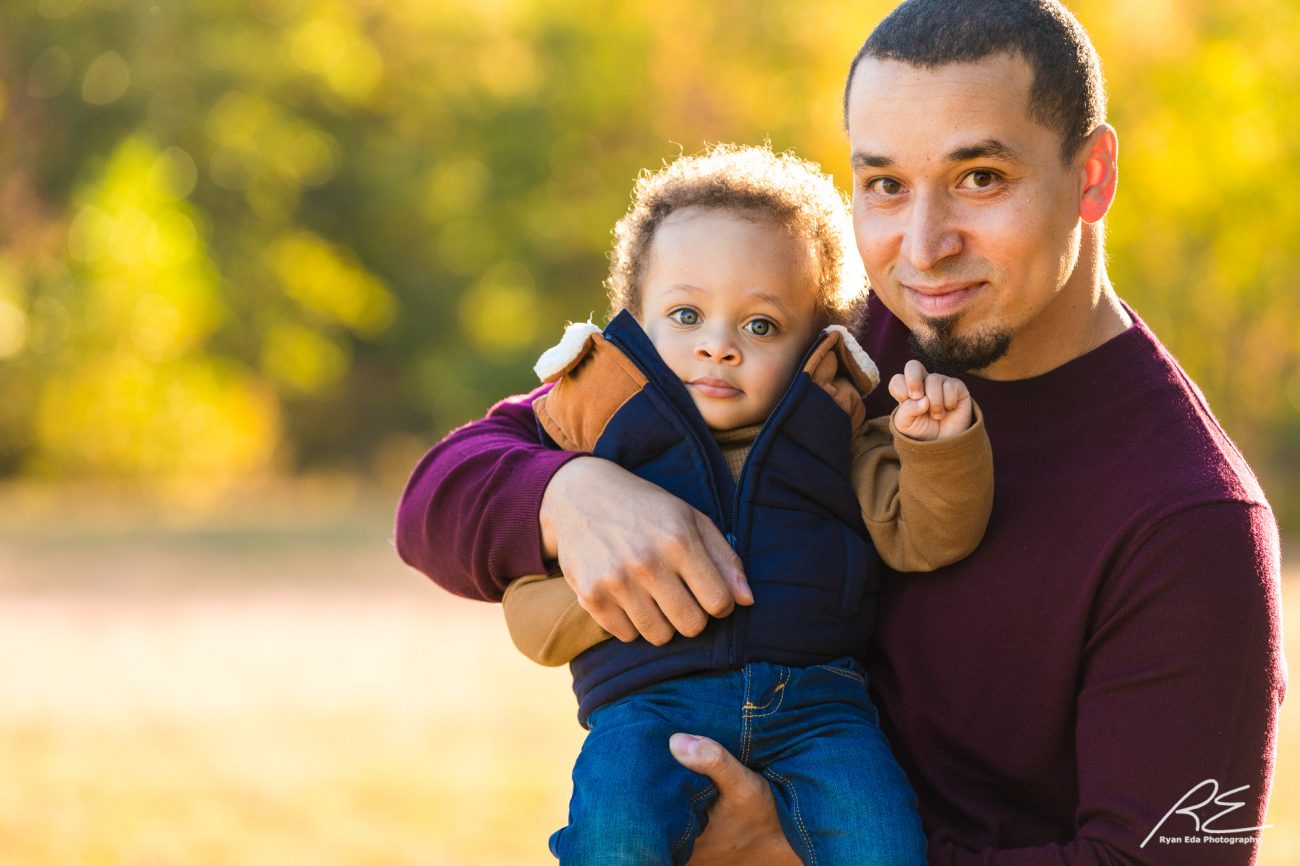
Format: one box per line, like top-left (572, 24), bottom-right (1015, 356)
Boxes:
top-left (851, 152), bottom-right (893, 169)
top-left (946, 138), bottom-right (1020, 163)
top-left (851, 140), bottom-right (1021, 170)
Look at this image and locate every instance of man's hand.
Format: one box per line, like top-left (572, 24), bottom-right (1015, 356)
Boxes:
top-left (670, 734), bottom-right (801, 866)
top-left (889, 359), bottom-right (973, 441)
top-left (539, 457), bottom-right (753, 645)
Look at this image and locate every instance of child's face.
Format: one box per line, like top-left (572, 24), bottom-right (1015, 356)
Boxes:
top-left (640, 207), bottom-right (821, 431)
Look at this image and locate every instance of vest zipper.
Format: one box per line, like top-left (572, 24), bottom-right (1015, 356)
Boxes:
top-left (604, 333), bottom-right (729, 536)
top-left (606, 328), bottom-right (826, 669)
top-left (728, 337), bottom-right (825, 544)
top-left (724, 338), bottom-right (824, 668)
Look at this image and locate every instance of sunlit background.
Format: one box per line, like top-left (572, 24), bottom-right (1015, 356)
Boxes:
top-left (1, 0), bottom-right (1296, 863)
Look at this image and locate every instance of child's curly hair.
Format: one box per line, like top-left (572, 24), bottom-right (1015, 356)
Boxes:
top-left (607, 143), bottom-right (867, 328)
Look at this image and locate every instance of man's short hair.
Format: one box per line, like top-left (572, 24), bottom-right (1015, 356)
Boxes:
top-left (607, 143), bottom-right (866, 328)
top-left (844, 0), bottom-right (1106, 161)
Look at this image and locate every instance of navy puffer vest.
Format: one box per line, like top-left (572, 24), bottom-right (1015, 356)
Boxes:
top-left (546, 311), bottom-right (882, 726)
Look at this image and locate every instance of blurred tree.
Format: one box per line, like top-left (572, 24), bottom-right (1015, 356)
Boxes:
top-left (0, 0), bottom-right (1295, 524)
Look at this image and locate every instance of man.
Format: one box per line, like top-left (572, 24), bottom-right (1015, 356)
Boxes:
top-left (396, 1), bottom-right (1284, 863)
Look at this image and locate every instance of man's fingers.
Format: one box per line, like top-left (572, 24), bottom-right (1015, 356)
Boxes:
top-left (646, 570), bottom-right (711, 638)
top-left (687, 511), bottom-right (753, 609)
top-left (669, 734), bottom-right (769, 802)
top-left (675, 733), bottom-right (799, 865)
top-left (612, 585), bottom-right (678, 646)
top-left (584, 600), bottom-right (639, 643)
top-left (546, 457), bottom-right (756, 649)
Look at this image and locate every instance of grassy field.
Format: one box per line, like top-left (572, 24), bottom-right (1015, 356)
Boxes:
top-left (0, 502), bottom-right (1295, 864)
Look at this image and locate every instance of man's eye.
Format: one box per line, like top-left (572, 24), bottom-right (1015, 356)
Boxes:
top-left (866, 177), bottom-right (903, 196)
top-left (959, 170), bottom-right (998, 190)
top-left (744, 318), bottom-right (776, 337)
top-left (669, 308), bottom-right (699, 325)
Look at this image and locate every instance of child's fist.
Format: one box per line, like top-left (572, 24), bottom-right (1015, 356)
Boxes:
top-left (887, 360), bottom-right (973, 441)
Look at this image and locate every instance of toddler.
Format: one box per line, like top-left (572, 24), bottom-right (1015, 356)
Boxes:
top-left (505, 144), bottom-right (993, 865)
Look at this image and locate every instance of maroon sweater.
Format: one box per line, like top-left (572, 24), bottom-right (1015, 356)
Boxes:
top-left (396, 296), bottom-right (1284, 865)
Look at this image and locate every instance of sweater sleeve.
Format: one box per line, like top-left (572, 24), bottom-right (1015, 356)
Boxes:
top-left (851, 404), bottom-right (993, 572)
top-left (501, 571), bottom-right (612, 665)
top-left (393, 386), bottom-right (586, 602)
top-left (928, 501), bottom-right (1284, 866)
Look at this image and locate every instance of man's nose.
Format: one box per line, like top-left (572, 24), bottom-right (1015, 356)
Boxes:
top-left (900, 192), bottom-right (962, 271)
top-left (695, 328), bottom-right (741, 364)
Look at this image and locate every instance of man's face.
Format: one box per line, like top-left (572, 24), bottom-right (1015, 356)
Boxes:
top-left (640, 206), bottom-right (820, 431)
top-left (845, 53), bottom-right (1090, 377)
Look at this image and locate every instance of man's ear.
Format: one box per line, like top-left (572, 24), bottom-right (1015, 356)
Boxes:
top-left (1078, 124), bottom-right (1118, 224)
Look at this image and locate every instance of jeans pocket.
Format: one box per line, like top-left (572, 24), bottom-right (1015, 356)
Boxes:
top-left (813, 655), bottom-right (867, 686)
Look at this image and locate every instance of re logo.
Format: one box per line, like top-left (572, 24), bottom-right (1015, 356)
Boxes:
top-left (1141, 780), bottom-right (1273, 849)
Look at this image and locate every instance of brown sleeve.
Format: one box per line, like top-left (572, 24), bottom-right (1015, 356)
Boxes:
top-left (502, 332), bottom-right (643, 665)
top-left (501, 571), bottom-right (613, 666)
top-left (851, 403), bottom-right (993, 572)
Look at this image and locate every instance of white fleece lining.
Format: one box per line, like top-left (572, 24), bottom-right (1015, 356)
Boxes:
top-left (533, 321), bottom-right (602, 382)
top-left (825, 325), bottom-right (880, 392)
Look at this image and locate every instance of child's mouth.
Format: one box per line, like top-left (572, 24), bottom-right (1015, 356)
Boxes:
top-left (688, 378), bottom-right (742, 399)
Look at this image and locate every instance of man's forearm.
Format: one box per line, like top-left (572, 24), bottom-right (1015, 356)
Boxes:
top-left (394, 387), bottom-right (583, 601)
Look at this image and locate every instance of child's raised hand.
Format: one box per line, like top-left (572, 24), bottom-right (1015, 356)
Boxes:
top-left (887, 360), bottom-right (973, 441)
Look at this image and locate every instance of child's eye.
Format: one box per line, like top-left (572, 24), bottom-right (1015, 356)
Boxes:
top-left (669, 308), bottom-right (700, 326)
top-left (744, 318), bottom-right (777, 337)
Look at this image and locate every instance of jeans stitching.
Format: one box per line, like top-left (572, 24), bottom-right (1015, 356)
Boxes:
top-left (741, 665), bottom-right (753, 764)
top-left (671, 784), bottom-right (718, 855)
top-left (748, 666), bottom-right (789, 720)
top-left (763, 767), bottom-right (818, 866)
top-left (814, 664), bottom-right (866, 685)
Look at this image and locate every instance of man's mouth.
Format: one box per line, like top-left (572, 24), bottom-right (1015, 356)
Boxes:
top-left (688, 378), bottom-right (742, 399)
top-left (902, 281), bottom-right (985, 318)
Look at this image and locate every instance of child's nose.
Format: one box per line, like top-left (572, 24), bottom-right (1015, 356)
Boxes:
top-left (695, 332), bottom-right (741, 364)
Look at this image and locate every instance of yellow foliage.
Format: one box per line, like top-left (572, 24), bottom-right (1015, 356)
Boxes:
top-left (68, 137), bottom-right (221, 360)
top-left (286, 10), bottom-right (385, 104)
top-left (206, 91), bottom-right (340, 198)
top-left (0, 261), bottom-right (28, 360)
top-left (26, 136), bottom-right (285, 482)
top-left (1, 0), bottom-right (1296, 512)
top-left (458, 261), bottom-right (541, 354)
top-left (423, 156), bottom-right (489, 220)
top-left (0, 299), bottom-right (26, 360)
top-left (265, 231), bottom-right (395, 338)
top-left (81, 50), bottom-right (130, 106)
top-left (34, 357), bottom-right (279, 480)
top-left (260, 320), bottom-right (350, 394)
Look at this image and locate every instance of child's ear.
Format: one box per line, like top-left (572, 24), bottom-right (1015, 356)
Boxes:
top-left (1078, 124), bottom-right (1118, 224)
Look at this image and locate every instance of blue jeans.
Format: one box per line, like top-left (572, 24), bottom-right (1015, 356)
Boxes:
top-left (549, 658), bottom-right (927, 865)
